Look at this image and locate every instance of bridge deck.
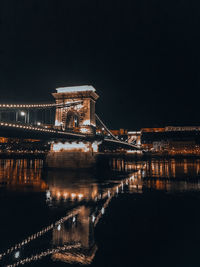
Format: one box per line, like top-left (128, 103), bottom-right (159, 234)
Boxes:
top-left (0, 122), bottom-right (88, 140)
top-left (0, 122), bottom-right (140, 150)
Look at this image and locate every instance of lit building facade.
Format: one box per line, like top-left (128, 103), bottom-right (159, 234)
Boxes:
top-left (141, 126), bottom-right (200, 154)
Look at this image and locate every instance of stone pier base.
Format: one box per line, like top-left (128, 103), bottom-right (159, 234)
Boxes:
top-left (45, 151), bottom-right (96, 169)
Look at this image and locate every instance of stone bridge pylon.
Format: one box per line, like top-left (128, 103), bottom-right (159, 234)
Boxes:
top-left (52, 86), bottom-right (99, 134)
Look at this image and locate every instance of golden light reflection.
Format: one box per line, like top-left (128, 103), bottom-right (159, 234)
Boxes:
top-left (2, 158), bottom-right (200, 267)
top-left (0, 159), bottom-right (47, 191)
top-left (2, 170), bottom-right (143, 267)
top-left (52, 246), bottom-right (97, 265)
top-left (144, 159), bottom-right (200, 179)
top-left (142, 159), bottom-right (200, 191)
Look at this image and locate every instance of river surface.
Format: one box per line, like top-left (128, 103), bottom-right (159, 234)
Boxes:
top-left (1, 157), bottom-right (200, 267)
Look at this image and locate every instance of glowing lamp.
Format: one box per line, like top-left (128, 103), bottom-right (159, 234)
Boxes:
top-left (15, 251), bottom-right (20, 258)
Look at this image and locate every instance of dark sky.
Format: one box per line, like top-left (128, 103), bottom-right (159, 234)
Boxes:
top-left (0, 0), bottom-right (200, 130)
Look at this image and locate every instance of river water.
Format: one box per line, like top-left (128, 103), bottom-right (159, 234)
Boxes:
top-left (1, 157), bottom-right (200, 267)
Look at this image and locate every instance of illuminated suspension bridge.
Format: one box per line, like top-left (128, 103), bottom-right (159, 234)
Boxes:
top-left (0, 85), bottom-right (140, 151)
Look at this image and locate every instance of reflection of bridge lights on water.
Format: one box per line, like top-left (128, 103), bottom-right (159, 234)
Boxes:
top-left (71, 193), bottom-right (76, 199)
top-left (92, 215), bottom-right (96, 223)
top-left (78, 193), bottom-right (83, 199)
top-left (3, 159), bottom-right (200, 266)
top-left (0, 207), bottom-right (82, 261)
top-left (0, 158), bottom-right (146, 266)
top-left (63, 192), bottom-right (68, 199)
top-left (0, 169), bottom-right (144, 266)
top-left (46, 190), bottom-right (51, 198)
top-left (121, 182), bottom-right (124, 191)
top-left (14, 251), bottom-right (20, 259)
top-left (48, 188), bottom-right (99, 202)
top-left (6, 244), bottom-right (82, 267)
top-left (56, 192), bottom-right (61, 198)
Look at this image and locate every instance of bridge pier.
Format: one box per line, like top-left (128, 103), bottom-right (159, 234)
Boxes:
top-left (45, 141), bottom-right (99, 169)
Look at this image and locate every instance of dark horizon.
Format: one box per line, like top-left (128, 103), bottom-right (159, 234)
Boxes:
top-left (0, 0), bottom-right (200, 130)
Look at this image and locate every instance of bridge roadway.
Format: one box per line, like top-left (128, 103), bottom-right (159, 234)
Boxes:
top-left (0, 121), bottom-right (87, 140)
top-left (0, 121), bottom-right (139, 150)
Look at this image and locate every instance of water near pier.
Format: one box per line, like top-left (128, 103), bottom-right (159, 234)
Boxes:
top-left (1, 158), bottom-right (200, 267)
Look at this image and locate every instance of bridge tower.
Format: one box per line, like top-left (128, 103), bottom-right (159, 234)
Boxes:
top-left (52, 85), bottom-right (99, 134)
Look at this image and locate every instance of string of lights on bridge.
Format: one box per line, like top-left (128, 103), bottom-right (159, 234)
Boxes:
top-left (0, 111), bottom-right (139, 150)
top-left (0, 120), bottom-right (139, 150)
top-left (0, 101), bottom-right (83, 109)
top-left (0, 122), bottom-right (85, 137)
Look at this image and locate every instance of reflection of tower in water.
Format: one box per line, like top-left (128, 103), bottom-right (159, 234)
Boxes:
top-left (0, 159), bottom-right (144, 266)
top-left (45, 163), bottom-right (143, 265)
top-left (3, 158), bottom-right (200, 266)
top-left (52, 206), bottom-right (97, 264)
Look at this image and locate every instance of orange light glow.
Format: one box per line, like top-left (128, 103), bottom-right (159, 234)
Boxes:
top-left (52, 141), bottom-right (100, 153)
top-left (78, 193), bottom-right (83, 199)
top-left (52, 142), bottom-right (90, 152)
top-left (71, 193), bottom-right (76, 199)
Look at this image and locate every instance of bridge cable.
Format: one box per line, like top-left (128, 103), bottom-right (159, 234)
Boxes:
top-left (95, 114), bottom-right (118, 141)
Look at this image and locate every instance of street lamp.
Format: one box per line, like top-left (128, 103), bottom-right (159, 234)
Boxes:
top-left (20, 111), bottom-right (27, 123)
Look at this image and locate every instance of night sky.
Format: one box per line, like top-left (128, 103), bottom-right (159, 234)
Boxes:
top-left (0, 0), bottom-right (200, 130)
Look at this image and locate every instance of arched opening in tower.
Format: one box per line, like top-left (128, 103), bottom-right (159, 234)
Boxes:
top-left (65, 111), bottom-right (79, 129)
